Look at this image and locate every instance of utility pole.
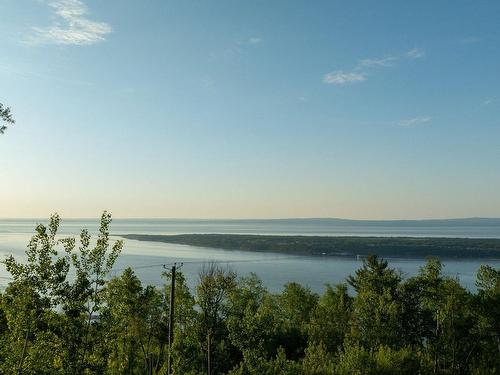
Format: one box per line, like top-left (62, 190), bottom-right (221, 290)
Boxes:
top-left (207, 329), bottom-right (212, 375)
top-left (167, 263), bottom-right (177, 375)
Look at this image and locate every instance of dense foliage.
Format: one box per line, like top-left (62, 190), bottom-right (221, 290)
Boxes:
top-left (1, 215), bottom-right (499, 374)
top-left (123, 234), bottom-right (500, 258)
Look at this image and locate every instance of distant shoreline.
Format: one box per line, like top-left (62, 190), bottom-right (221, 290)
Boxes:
top-left (121, 234), bottom-right (500, 259)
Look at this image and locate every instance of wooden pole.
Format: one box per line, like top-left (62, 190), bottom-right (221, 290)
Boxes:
top-left (207, 329), bottom-right (212, 375)
top-left (167, 264), bottom-right (176, 375)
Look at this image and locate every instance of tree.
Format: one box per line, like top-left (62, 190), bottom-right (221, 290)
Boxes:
top-left (2, 214), bottom-right (70, 374)
top-left (1, 212), bottom-right (123, 374)
top-left (102, 268), bottom-right (164, 374)
top-left (163, 269), bottom-right (200, 375)
top-left (58, 211), bottom-right (123, 373)
top-left (196, 263), bottom-right (237, 374)
top-left (300, 343), bottom-right (336, 375)
top-left (335, 343), bottom-right (422, 375)
top-left (228, 347), bottom-right (301, 375)
top-left (471, 265), bottom-right (500, 373)
top-left (407, 259), bottom-right (476, 374)
top-left (308, 283), bottom-right (352, 352)
top-left (227, 274), bottom-right (277, 361)
top-left (276, 282), bottom-right (318, 360)
top-left (347, 255), bottom-right (403, 348)
top-left (0, 103), bottom-right (15, 134)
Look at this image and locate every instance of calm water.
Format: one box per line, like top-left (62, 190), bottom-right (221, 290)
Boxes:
top-left (1, 218), bottom-right (499, 292)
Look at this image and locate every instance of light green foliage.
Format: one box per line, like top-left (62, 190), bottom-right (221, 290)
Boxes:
top-left (228, 347), bottom-right (301, 375)
top-left (2, 214), bottom-right (69, 374)
top-left (300, 343), bottom-right (336, 375)
top-left (103, 268), bottom-right (164, 374)
top-left (227, 273), bottom-right (276, 359)
top-left (162, 269), bottom-right (200, 375)
top-left (1, 212), bottom-right (122, 374)
top-left (335, 343), bottom-right (423, 375)
top-left (276, 282), bottom-right (318, 359)
top-left (335, 342), bottom-right (372, 375)
top-left (196, 263), bottom-right (237, 374)
top-left (308, 284), bottom-right (352, 352)
top-left (347, 255), bottom-right (403, 348)
top-left (406, 259), bottom-right (476, 374)
top-left (60, 211), bottom-right (123, 373)
top-left (472, 265), bottom-right (500, 372)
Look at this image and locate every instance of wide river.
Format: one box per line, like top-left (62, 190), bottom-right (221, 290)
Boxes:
top-left (1, 218), bottom-right (499, 293)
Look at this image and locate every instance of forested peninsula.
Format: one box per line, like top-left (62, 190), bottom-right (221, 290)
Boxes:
top-left (121, 234), bottom-right (500, 259)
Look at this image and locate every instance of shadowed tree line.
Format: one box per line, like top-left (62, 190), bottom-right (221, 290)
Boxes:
top-left (122, 233), bottom-right (500, 259)
top-left (0, 214), bottom-right (499, 374)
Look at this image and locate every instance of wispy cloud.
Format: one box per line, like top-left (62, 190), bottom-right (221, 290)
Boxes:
top-left (324, 47), bottom-right (425, 86)
top-left (461, 36), bottom-right (481, 44)
top-left (323, 71), bottom-right (366, 85)
top-left (482, 97), bottom-right (497, 106)
top-left (406, 47), bottom-right (425, 59)
top-left (399, 116), bottom-right (432, 127)
top-left (0, 60), bottom-right (93, 86)
top-left (358, 56), bottom-right (399, 68)
top-left (28, 0), bottom-right (112, 46)
top-left (236, 36), bottom-right (263, 46)
top-left (247, 37), bottom-right (262, 45)
top-left (356, 48), bottom-right (422, 69)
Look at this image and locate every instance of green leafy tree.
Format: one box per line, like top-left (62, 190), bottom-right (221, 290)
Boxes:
top-left (347, 255), bottom-right (403, 348)
top-left (196, 263), bottom-right (237, 374)
top-left (470, 265), bottom-right (500, 373)
top-left (308, 283), bottom-right (352, 352)
top-left (0, 103), bottom-right (15, 134)
top-left (228, 347), bottom-right (301, 375)
top-left (227, 274), bottom-right (275, 359)
top-left (300, 343), bottom-right (336, 375)
top-left (1, 212), bottom-right (122, 374)
top-left (335, 342), bottom-right (423, 375)
top-left (2, 214), bottom-right (69, 374)
top-left (59, 211), bottom-right (123, 373)
top-left (163, 269), bottom-right (201, 375)
top-left (276, 282), bottom-right (318, 359)
top-left (102, 268), bottom-right (164, 374)
top-left (408, 259), bottom-right (475, 374)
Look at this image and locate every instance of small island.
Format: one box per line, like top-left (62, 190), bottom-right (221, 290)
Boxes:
top-left (121, 234), bottom-right (500, 259)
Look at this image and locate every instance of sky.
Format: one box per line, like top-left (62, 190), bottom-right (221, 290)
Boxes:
top-left (1, 0), bottom-right (499, 219)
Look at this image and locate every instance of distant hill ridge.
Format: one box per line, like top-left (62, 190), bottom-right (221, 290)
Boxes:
top-left (244, 218), bottom-right (500, 226)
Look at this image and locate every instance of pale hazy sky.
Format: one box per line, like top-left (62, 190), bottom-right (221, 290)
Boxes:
top-left (1, 0), bottom-right (499, 219)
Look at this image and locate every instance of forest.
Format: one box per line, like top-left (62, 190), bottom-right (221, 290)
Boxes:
top-left (122, 233), bottom-right (500, 259)
top-left (1, 213), bottom-right (499, 374)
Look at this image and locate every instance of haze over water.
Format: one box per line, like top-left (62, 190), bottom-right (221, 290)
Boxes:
top-left (0, 218), bottom-right (499, 293)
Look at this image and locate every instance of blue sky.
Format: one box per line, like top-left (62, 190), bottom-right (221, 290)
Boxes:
top-left (1, 0), bottom-right (499, 219)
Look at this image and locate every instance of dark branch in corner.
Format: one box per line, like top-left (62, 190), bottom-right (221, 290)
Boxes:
top-left (0, 103), bottom-right (15, 134)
